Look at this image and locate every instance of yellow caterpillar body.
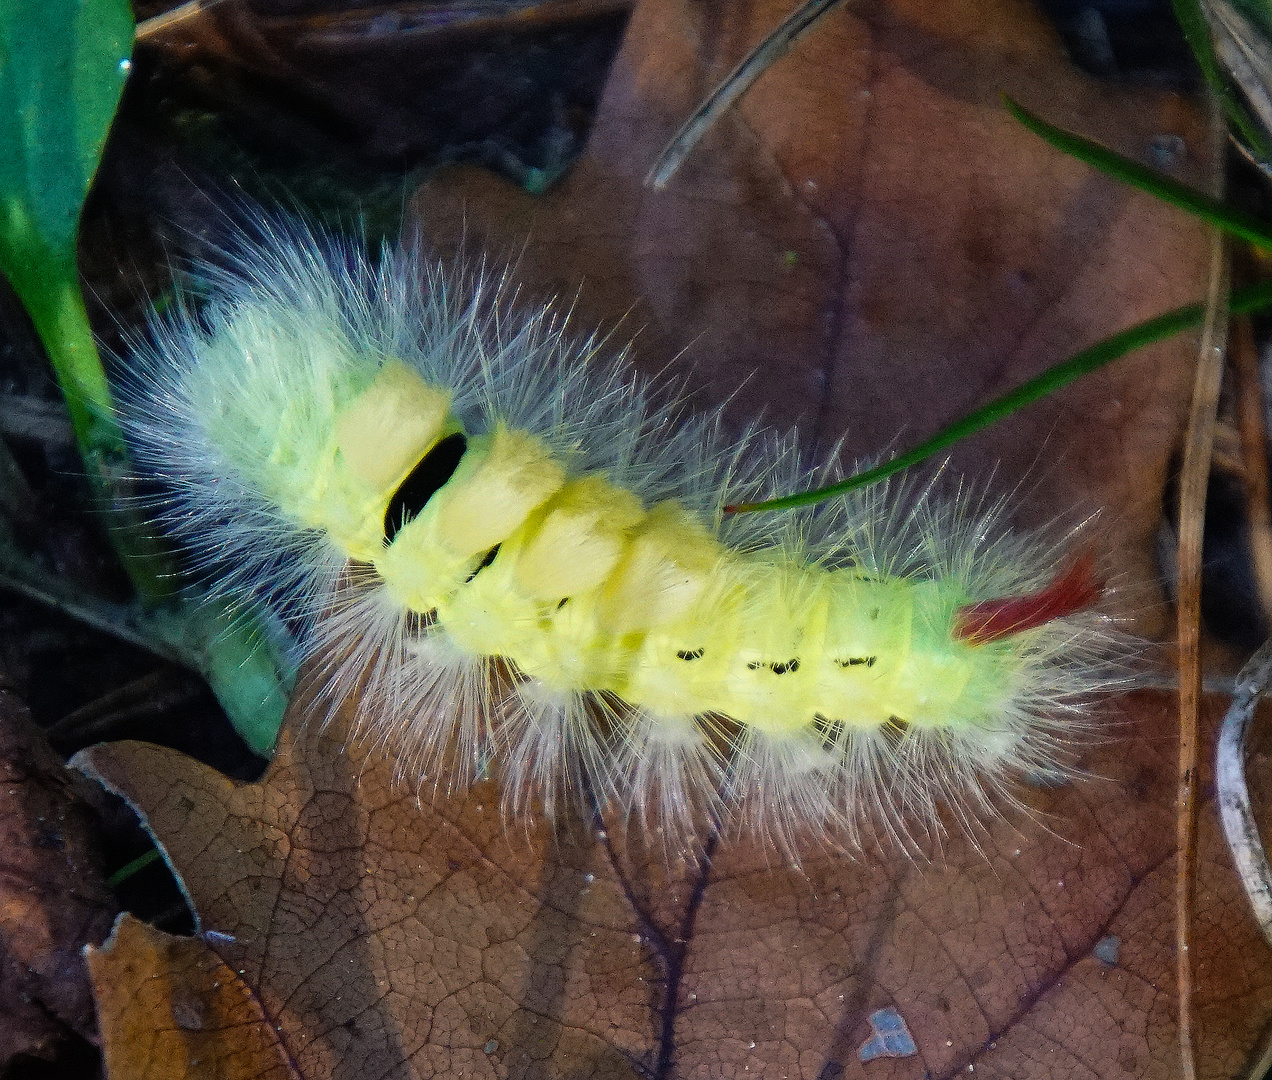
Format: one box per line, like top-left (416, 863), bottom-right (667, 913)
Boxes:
top-left (123, 222), bottom-right (1123, 854)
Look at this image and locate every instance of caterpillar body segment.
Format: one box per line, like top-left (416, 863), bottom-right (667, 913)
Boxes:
top-left (121, 221), bottom-right (1126, 855)
top-left (326, 363), bottom-right (1015, 738)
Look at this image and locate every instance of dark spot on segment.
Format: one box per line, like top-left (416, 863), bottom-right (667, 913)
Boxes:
top-left (464, 543), bottom-right (501, 583)
top-left (385, 431), bottom-right (468, 542)
top-left (557, 597), bottom-right (570, 610)
top-left (677, 648), bottom-right (705, 661)
top-left (747, 658), bottom-right (800, 673)
top-left (835, 656), bottom-right (877, 668)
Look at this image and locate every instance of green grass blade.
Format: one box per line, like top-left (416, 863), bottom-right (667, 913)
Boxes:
top-left (1005, 96), bottom-right (1272, 249)
top-left (726, 280), bottom-right (1272, 513)
top-left (106, 847), bottom-right (161, 889)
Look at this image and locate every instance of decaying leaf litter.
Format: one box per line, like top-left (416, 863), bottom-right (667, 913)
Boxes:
top-left (78, 687), bottom-right (1272, 1079)
top-left (4, 0), bottom-right (1272, 1077)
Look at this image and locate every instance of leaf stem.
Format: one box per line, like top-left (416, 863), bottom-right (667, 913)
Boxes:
top-left (21, 264), bottom-right (117, 454)
top-left (11, 252), bottom-right (171, 599)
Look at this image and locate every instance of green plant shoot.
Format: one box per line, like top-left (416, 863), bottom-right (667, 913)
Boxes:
top-left (0, 3), bottom-right (290, 755)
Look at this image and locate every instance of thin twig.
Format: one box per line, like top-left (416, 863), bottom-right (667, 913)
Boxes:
top-left (0, 393), bottom-right (75, 446)
top-left (1207, 0), bottom-right (1272, 153)
top-left (282, 0), bottom-right (634, 48)
top-left (1217, 634), bottom-right (1272, 949)
top-left (1175, 173), bottom-right (1231, 1080)
top-left (0, 564), bottom-right (188, 665)
top-left (646, 0), bottom-right (850, 189)
top-left (1232, 315), bottom-right (1272, 623)
top-left (0, 432), bottom-right (41, 534)
top-left (135, 0), bottom-right (231, 40)
top-left (44, 668), bottom-right (204, 748)
top-left (1137, 671), bottom-right (1240, 696)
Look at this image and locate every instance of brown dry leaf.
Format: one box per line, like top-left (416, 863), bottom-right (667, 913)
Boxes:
top-left (85, 912), bottom-right (299, 1079)
top-left (78, 713), bottom-right (652, 1080)
top-left (0, 683), bottom-right (119, 1067)
top-left (76, 689), bottom-right (1272, 1078)
top-left (412, 0), bottom-right (1213, 637)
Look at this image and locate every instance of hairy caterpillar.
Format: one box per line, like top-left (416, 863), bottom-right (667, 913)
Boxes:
top-left (120, 219), bottom-right (1124, 856)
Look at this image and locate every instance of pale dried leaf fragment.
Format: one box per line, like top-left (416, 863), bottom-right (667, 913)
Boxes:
top-left (85, 913), bottom-right (299, 1080)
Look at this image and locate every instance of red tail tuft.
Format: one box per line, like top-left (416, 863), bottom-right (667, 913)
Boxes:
top-left (953, 550), bottom-right (1104, 645)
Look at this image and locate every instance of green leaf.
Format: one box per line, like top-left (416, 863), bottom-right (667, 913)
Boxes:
top-left (727, 280), bottom-right (1272, 513)
top-left (0, 0), bottom-right (132, 256)
top-left (0, 0), bottom-right (133, 454)
top-left (0, 4), bottom-right (291, 754)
